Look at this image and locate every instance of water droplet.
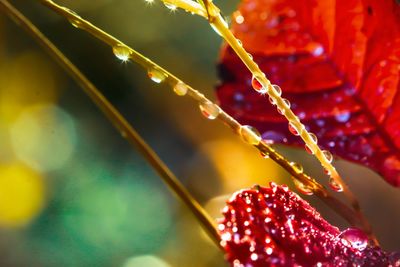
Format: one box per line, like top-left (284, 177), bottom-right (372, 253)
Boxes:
top-left (269, 96), bottom-right (276, 105)
top-left (164, 2), bottom-right (177, 10)
top-left (237, 39), bottom-right (242, 46)
top-left (288, 122), bottom-right (301, 136)
top-left (290, 162), bottom-right (303, 174)
top-left (329, 178), bottom-right (343, 192)
top-left (282, 98), bottom-right (290, 108)
top-left (277, 106), bottom-right (285, 115)
top-left (260, 151), bottom-right (270, 159)
top-left (69, 18), bottom-right (81, 28)
top-left (199, 101), bottom-right (220, 120)
top-left (173, 82), bottom-right (188, 96)
top-left (309, 133), bottom-right (318, 143)
top-left (248, 53), bottom-right (253, 60)
top-left (272, 84), bottom-right (282, 96)
top-left (339, 228), bottom-right (368, 251)
top-left (292, 178), bottom-right (313, 195)
top-left (322, 150), bottom-right (333, 163)
top-left (251, 75), bottom-right (267, 93)
top-left (335, 112), bottom-right (351, 123)
top-left (112, 44), bottom-right (131, 61)
top-left (147, 68), bottom-right (167, 83)
top-left (305, 144), bottom-right (313, 154)
top-left (240, 125), bottom-right (261, 145)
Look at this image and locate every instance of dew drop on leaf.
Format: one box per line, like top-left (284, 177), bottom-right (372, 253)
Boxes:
top-left (339, 228), bottom-right (368, 251)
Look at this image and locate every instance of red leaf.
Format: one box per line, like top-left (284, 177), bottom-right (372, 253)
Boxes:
top-left (217, 0), bottom-right (400, 186)
top-left (219, 183), bottom-right (399, 266)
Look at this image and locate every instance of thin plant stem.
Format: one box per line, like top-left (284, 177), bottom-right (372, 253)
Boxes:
top-left (0, 0), bottom-right (222, 248)
top-left (158, 0), bottom-right (374, 240)
top-left (37, 0), bottom-right (377, 243)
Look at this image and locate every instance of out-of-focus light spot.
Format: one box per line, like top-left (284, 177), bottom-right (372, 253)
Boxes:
top-left (122, 255), bottom-right (171, 267)
top-left (0, 51), bottom-right (59, 123)
top-left (201, 140), bottom-right (283, 192)
top-left (61, 170), bottom-right (172, 252)
top-left (10, 104), bottom-right (77, 172)
top-left (0, 163), bottom-right (45, 227)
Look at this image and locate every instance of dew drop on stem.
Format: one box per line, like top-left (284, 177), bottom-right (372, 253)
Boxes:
top-left (199, 101), bottom-right (220, 120)
top-left (329, 177), bottom-right (343, 192)
top-left (240, 125), bottom-right (261, 145)
top-left (148, 68), bottom-right (167, 83)
top-left (292, 177), bottom-right (313, 195)
top-left (173, 82), bottom-right (188, 96)
top-left (322, 150), bottom-right (333, 163)
top-left (112, 44), bottom-right (131, 62)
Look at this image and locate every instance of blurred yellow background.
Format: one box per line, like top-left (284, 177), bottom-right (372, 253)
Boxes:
top-left (0, 1), bottom-right (399, 266)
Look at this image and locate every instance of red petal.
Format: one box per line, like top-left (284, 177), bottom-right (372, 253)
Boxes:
top-left (217, 0), bottom-right (400, 186)
top-left (219, 184), bottom-right (397, 266)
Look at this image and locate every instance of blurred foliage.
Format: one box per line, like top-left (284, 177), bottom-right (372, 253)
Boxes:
top-left (0, 1), bottom-right (399, 267)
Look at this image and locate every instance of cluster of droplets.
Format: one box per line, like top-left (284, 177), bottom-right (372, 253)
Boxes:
top-left (249, 74), bottom-right (344, 192)
top-left (219, 184), bottom-right (399, 266)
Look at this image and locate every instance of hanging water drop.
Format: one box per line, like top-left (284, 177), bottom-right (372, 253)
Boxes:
top-left (322, 150), bottom-right (333, 163)
top-left (269, 96), bottom-right (276, 105)
top-left (309, 133), bottom-right (318, 143)
top-left (292, 178), bottom-right (313, 195)
top-left (305, 144), bottom-right (313, 154)
top-left (199, 101), bottom-right (220, 120)
top-left (339, 228), bottom-right (368, 251)
top-left (237, 39), bottom-right (243, 46)
top-left (272, 84), bottom-right (282, 96)
top-left (251, 75), bottom-right (267, 93)
top-left (240, 125), bottom-right (261, 145)
top-left (148, 68), bottom-right (167, 83)
top-left (164, 2), bottom-right (177, 10)
top-left (329, 177), bottom-right (343, 192)
top-left (112, 44), bottom-right (131, 62)
top-left (288, 122), bottom-right (300, 136)
top-left (69, 18), bottom-right (81, 28)
top-left (260, 151), bottom-right (270, 159)
top-left (277, 106), bottom-right (285, 115)
top-left (282, 98), bottom-right (290, 108)
top-left (248, 53), bottom-right (253, 60)
top-left (173, 82), bottom-right (188, 96)
top-left (290, 162), bottom-right (303, 174)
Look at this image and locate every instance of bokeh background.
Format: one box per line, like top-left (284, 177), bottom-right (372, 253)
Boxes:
top-left (0, 1), bottom-right (399, 266)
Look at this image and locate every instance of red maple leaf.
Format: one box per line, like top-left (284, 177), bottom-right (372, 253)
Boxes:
top-left (219, 183), bottom-right (399, 266)
top-left (217, 0), bottom-right (400, 186)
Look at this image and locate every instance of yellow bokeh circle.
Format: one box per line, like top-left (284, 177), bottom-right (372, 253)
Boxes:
top-left (0, 163), bottom-right (45, 228)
